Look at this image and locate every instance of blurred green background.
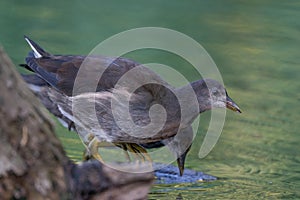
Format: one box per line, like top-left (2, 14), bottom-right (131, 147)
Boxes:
top-left (1, 0), bottom-right (300, 199)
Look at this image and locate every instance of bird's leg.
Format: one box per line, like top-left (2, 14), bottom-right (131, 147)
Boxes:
top-left (82, 134), bottom-right (103, 162)
top-left (87, 137), bottom-right (104, 162)
top-left (82, 134), bottom-right (96, 161)
top-left (82, 148), bottom-right (91, 161)
top-left (81, 135), bottom-right (150, 163)
top-left (82, 138), bottom-right (92, 161)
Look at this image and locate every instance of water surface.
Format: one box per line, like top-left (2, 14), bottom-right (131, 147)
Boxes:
top-left (1, 0), bottom-right (299, 199)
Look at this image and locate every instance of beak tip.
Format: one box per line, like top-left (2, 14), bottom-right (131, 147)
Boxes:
top-left (236, 107), bottom-right (242, 113)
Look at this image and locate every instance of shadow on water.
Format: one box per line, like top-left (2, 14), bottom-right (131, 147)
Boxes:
top-left (1, 0), bottom-right (300, 199)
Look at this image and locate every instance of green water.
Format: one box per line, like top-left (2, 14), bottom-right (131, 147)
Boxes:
top-left (1, 0), bottom-right (300, 199)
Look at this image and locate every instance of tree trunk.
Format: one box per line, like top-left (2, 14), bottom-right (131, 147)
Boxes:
top-left (0, 47), bottom-right (153, 200)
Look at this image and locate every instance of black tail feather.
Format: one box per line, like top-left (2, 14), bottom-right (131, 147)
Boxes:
top-left (19, 64), bottom-right (34, 72)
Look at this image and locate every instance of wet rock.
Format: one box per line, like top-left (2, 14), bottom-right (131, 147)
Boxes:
top-left (154, 163), bottom-right (217, 184)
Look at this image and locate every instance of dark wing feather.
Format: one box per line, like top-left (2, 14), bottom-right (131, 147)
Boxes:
top-left (21, 74), bottom-right (48, 86)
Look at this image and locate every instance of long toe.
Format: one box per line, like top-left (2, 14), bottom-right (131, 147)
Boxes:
top-left (130, 144), bottom-right (152, 163)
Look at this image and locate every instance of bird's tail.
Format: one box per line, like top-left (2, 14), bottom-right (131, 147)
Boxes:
top-left (24, 35), bottom-right (51, 58)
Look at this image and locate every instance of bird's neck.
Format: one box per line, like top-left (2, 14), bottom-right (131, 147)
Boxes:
top-left (162, 79), bottom-right (212, 126)
top-left (178, 79), bottom-right (211, 108)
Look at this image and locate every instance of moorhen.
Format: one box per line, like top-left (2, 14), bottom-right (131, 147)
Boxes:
top-left (21, 36), bottom-right (241, 175)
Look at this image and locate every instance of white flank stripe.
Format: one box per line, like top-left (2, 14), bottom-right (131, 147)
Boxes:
top-left (27, 84), bottom-right (42, 93)
top-left (57, 105), bottom-right (76, 124)
top-left (57, 118), bottom-right (69, 129)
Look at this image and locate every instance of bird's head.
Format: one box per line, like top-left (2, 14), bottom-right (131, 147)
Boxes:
top-left (192, 79), bottom-right (241, 113)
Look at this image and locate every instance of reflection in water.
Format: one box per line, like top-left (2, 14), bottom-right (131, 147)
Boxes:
top-left (1, 0), bottom-right (300, 199)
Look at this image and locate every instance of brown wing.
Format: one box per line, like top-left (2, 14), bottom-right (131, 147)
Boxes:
top-left (22, 37), bottom-right (173, 108)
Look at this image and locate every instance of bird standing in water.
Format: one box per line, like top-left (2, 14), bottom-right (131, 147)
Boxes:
top-left (21, 36), bottom-right (241, 176)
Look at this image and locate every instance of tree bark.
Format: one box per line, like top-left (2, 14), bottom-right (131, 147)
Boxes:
top-left (0, 47), bottom-right (153, 200)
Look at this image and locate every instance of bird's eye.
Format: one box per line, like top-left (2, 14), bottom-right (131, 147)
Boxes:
top-left (210, 88), bottom-right (218, 96)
